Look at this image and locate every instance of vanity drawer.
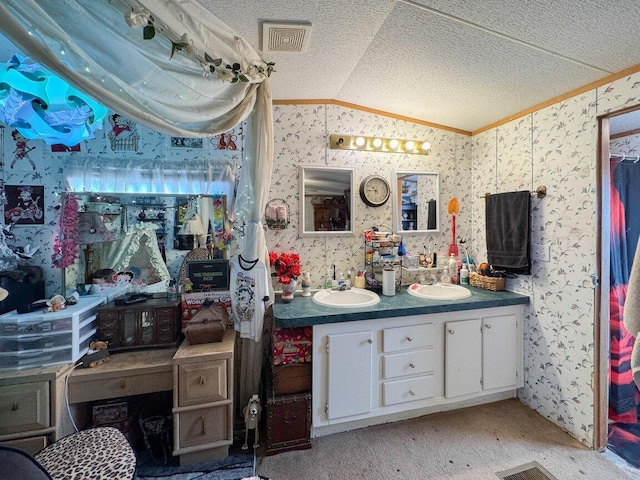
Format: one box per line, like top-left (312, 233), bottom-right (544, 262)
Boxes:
top-left (0, 381), bottom-right (50, 435)
top-left (382, 323), bottom-right (433, 352)
top-left (382, 375), bottom-right (434, 406)
top-left (383, 348), bottom-right (435, 379)
top-left (177, 359), bottom-right (227, 407)
top-left (175, 404), bottom-right (230, 450)
top-left (69, 370), bottom-right (172, 404)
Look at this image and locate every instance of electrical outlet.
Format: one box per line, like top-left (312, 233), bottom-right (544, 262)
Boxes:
top-left (531, 243), bottom-right (550, 262)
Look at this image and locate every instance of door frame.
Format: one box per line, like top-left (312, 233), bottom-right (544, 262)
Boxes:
top-left (595, 105), bottom-right (640, 450)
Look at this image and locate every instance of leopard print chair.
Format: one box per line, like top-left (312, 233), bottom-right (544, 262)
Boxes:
top-left (34, 427), bottom-right (136, 480)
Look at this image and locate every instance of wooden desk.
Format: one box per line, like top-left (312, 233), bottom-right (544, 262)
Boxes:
top-left (67, 329), bottom-right (236, 465)
top-left (67, 348), bottom-right (175, 404)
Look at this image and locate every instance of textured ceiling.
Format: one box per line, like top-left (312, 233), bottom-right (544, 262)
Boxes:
top-left (202, 0), bottom-right (640, 132)
top-left (2, 1), bottom-right (640, 133)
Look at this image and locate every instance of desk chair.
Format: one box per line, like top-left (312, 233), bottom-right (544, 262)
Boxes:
top-left (0, 427), bottom-right (136, 480)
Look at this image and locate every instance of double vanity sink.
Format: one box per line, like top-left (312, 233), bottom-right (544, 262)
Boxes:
top-left (276, 283), bottom-right (529, 328)
top-left (312, 283), bottom-right (471, 309)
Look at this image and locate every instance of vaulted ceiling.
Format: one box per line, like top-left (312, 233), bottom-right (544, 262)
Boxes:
top-left (205, 0), bottom-right (640, 133)
top-left (2, 1), bottom-right (640, 134)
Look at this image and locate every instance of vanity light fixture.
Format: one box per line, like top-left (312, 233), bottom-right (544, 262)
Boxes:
top-left (329, 134), bottom-right (431, 155)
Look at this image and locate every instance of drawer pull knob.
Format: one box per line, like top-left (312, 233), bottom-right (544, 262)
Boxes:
top-left (406, 336), bottom-right (413, 342)
top-left (367, 339), bottom-right (373, 344)
top-left (485, 324), bottom-right (492, 329)
top-left (200, 376), bottom-right (205, 385)
top-left (11, 402), bottom-right (18, 411)
top-left (409, 390), bottom-right (415, 396)
top-left (120, 380), bottom-right (127, 389)
top-left (409, 363), bottom-right (416, 369)
top-left (200, 416), bottom-right (206, 435)
top-left (448, 329), bottom-right (455, 335)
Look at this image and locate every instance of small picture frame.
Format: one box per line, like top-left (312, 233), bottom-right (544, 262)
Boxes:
top-left (50, 143), bottom-right (81, 153)
top-left (166, 136), bottom-right (207, 151)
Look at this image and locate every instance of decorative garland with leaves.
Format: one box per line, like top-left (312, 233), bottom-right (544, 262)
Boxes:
top-left (123, 6), bottom-right (274, 83)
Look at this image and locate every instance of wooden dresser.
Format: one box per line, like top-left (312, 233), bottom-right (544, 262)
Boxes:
top-left (172, 329), bottom-right (235, 465)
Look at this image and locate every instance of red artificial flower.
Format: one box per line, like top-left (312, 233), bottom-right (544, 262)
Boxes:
top-left (269, 251), bottom-right (302, 284)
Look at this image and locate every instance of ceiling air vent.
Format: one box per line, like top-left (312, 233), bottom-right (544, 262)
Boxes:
top-left (262, 22), bottom-right (311, 53)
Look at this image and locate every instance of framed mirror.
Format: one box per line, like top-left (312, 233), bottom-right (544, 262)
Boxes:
top-left (299, 165), bottom-right (355, 236)
top-left (393, 171), bottom-right (439, 233)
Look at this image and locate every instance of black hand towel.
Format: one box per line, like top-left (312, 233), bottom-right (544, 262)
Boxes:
top-left (485, 191), bottom-right (531, 274)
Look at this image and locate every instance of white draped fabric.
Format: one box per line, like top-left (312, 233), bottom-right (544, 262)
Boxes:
top-left (0, 0), bottom-right (274, 407)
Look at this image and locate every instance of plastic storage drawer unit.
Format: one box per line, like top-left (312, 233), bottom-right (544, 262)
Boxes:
top-left (0, 296), bottom-right (105, 370)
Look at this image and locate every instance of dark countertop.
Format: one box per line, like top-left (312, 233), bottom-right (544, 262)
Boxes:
top-left (272, 285), bottom-right (530, 328)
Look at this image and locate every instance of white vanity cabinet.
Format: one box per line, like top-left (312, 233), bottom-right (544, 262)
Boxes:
top-left (444, 312), bottom-right (521, 398)
top-left (312, 305), bottom-right (523, 437)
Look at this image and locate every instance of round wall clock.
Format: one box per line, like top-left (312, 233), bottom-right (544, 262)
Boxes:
top-left (359, 175), bottom-right (391, 207)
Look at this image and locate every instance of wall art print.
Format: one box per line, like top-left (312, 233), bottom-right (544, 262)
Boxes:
top-left (9, 128), bottom-right (37, 170)
top-left (210, 126), bottom-right (239, 151)
top-left (167, 136), bottom-right (207, 150)
top-left (4, 184), bottom-right (44, 225)
top-left (106, 113), bottom-right (140, 152)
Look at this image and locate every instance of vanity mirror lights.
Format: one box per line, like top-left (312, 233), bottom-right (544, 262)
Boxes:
top-left (299, 165), bottom-right (355, 236)
top-left (392, 171), bottom-right (439, 233)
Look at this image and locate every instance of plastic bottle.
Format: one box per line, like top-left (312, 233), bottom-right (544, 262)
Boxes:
top-left (447, 254), bottom-right (458, 284)
top-left (460, 263), bottom-right (469, 284)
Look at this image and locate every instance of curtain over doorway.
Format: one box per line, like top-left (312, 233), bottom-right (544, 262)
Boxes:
top-left (608, 156), bottom-right (640, 467)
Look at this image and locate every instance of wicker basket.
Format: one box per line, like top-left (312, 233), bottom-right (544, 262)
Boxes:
top-left (469, 272), bottom-right (505, 292)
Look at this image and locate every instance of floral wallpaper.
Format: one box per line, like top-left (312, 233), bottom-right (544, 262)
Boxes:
top-left (5, 67), bottom-right (640, 448)
top-left (267, 104), bottom-right (471, 287)
top-left (266, 69), bottom-right (640, 449)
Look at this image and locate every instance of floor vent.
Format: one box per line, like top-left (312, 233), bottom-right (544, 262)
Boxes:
top-left (496, 461), bottom-right (557, 480)
top-left (262, 22), bottom-right (312, 53)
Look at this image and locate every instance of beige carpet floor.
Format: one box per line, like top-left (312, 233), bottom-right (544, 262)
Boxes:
top-left (256, 399), bottom-right (637, 480)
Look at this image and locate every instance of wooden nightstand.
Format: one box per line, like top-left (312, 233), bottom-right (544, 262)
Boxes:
top-left (172, 329), bottom-right (235, 465)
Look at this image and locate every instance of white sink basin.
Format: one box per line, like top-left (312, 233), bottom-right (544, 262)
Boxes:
top-left (407, 283), bottom-right (472, 300)
top-left (312, 288), bottom-right (380, 308)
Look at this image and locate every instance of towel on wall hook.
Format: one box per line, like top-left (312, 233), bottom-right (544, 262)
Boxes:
top-left (485, 190), bottom-right (531, 275)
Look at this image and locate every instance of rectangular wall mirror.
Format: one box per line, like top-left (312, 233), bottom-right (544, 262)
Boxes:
top-left (299, 165), bottom-right (355, 236)
top-left (393, 171), bottom-right (439, 233)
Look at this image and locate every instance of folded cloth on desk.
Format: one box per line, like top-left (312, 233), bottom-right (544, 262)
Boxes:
top-left (485, 190), bottom-right (531, 274)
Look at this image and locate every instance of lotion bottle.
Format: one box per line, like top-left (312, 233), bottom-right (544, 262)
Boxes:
top-left (460, 263), bottom-right (469, 284)
top-left (447, 253), bottom-right (458, 284)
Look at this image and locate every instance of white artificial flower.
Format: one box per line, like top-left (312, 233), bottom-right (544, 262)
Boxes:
top-left (215, 69), bottom-right (235, 82)
top-left (124, 8), bottom-right (150, 28)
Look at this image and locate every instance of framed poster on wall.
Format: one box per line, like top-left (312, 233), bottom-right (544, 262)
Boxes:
top-left (4, 185), bottom-right (44, 225)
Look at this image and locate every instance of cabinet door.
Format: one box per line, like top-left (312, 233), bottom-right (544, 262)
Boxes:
top-left (444, 318), bottom-right (481, 398)
top-left (119, 309), bottom-right (138, 347)
top-left (139, 309), bottom-right (156, 345)
top-left (327, 331), bottom-right (373, 420)
top-left (482, 314), bottom-right (518, 391)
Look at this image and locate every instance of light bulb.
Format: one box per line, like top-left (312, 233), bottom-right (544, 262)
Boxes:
top-left (355, 136), bottom-right (365, 147)
top-left (389, 139), bottom-right (399, 149)
top-left (421, 141), bottom-right (431, 151)
top-left (405, 140), bottom-right (415, 151)
top-left (372, 138), bottom-right (382, 148)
